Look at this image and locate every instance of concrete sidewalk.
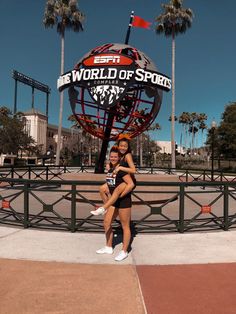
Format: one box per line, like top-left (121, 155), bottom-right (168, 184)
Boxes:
top-left (1, 226), bottom-right (236, 313)
top-left (1, 226), bottom-right (236, 265)
top-left (1, 172), bottom-right (236, 313)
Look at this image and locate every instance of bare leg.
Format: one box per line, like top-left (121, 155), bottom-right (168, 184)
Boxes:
top-left (99, 183), bottom-right (109, 203)
top-left (91, 183), bottom-right (130, 216)
top-left (103, 182), bottom-right (127, 209)
top-left (118, 207), bottom-right (131, 252)
top-left (120, 181), bottom-right (135, 197)
top-left (103, 206), bottom-right (118, 247)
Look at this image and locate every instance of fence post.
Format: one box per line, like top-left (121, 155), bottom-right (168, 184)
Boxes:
top-left (203, 170), bottom-right (206, 182)
top-left (46, 166), bottom-right (49, 180)
top-left (24, 182), bottom-right (29, 228)
top-left (223, 184), bottom-right (229, 231)
top-left (220, 171), bottom-right (223, 182)
top-left (178, 184), bottom-right (185, 233)
top-left (71, 184), bottom-right (76, 232)
top-left (11, 166), bottom-right (14, 179)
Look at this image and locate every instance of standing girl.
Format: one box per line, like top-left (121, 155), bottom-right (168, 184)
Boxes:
top-left (95, 146), bottom-right (133, 261)
top-left (91, 135), bottom-right (136, 216)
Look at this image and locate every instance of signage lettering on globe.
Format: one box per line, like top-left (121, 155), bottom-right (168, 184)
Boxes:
top-left (58, 48), bottom-right (171, 109)
top-left (57, 43), bottom-right (171, 141)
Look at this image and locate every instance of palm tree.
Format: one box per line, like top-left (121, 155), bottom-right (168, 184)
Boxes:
top-left (140, 123), bottom-right (161, 162)
top-left (155, 0), bottom-right (193, 168)
top-left (189, 112), bottom-right (198, 153)
top-left (197, 113), bottom-right (208, 147)
top-left (178, 111), bottom-right (190, 151)
top-left (43, 0), bottom-right (84, 165)
top-left (168, 115), bottom-right (177, 122)
top-left (148, 122), bottom-right (161, 132)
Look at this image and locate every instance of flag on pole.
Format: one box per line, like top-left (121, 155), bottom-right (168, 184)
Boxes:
top-left (132, 16), bottom-right (152, 29)
top-left (125, 11), bottom-right (151, 44)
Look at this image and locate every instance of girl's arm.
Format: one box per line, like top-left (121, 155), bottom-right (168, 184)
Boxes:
top-left (114, 153), bottom-right (136, 174)
top-left (105, 161), bottom-right (110, 172)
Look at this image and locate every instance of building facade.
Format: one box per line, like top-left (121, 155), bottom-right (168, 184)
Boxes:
top-left (156, 140), bottom-right (186, 155)
top-left (23, 109), bottom-right (81, 157)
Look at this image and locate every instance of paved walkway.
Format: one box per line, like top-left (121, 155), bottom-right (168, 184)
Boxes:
top-left (1, 226), bottom-right (236, 313)
top-left (1, 172), bottom-right (236, 313)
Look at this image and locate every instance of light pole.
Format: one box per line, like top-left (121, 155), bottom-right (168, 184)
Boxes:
top-left (211, 120), bottom-right (217, 181)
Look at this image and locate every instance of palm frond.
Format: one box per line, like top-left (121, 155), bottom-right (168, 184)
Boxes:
top-left (155, 0), bottom-right (193, 37)
top-left (43, 0), bottom-right (84, 34)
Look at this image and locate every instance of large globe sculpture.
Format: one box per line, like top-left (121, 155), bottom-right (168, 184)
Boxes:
top-left (58, 43), bottom-right (171, 140)
top-left (57, 43), bottom-right (171, 171)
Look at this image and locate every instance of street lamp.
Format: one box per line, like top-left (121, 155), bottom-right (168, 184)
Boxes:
top-left (211, 120), bottom-right (217, 181)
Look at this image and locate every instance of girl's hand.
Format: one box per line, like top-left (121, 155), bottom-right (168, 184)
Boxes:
top-left (113, 166), bottom-right (120, 175)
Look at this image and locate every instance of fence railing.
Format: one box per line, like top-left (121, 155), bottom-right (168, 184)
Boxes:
top-left (0, 176), bottom-right (236, 233)
top-left (1, 165), bottom-right (236, 182)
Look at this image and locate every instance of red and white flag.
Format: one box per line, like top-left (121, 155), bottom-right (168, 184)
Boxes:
top-left (132, 16), bottom-right (151, 29)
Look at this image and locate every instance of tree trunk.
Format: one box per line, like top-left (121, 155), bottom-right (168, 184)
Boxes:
top-left (171, 31), bottom-right (176, 168)
top-left (192, 125), bottom-right (194, 154)
top-left (56, 32), bottom-right (65, 165)
top-left (185, 124), bottom-right (188, 153)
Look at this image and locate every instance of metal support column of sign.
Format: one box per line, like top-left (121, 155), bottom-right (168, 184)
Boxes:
top-left (95, 12), bottom-right (135, 173)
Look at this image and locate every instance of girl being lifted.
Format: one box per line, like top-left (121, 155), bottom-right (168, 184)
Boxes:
top-left (91, 135), bottom-right (136, 216)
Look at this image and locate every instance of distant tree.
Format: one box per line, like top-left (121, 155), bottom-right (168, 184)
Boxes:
top-left (178, 111), bottom-right (190, 149)
top-left (178, 112), bottom-right (208, 151)
top-left (0, 107), bottom-right (35, 155)
top-left (168, 116), bottom-right (177, 122)
top-left (141, 132), bottom-right (161, 166)
top-left (197, 113), bottom-right (208, 147)
top-left (189, 112), bottom-right (198, 153)
top-left (68, 114), bottom-right (98, 165)
top-left (155, 0), bottom-right (193, 168)
top-left (43, 0), bottom-right (84, 165)
top-left (216, 102), bottom-right (236, 158)
top-left (148, 122), bottom-right (161, 132)
top-left (133, 123), bottom-right (161, 166)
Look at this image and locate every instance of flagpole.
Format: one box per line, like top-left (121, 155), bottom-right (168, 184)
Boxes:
top-left (125, 11), bottom-right (134, 44)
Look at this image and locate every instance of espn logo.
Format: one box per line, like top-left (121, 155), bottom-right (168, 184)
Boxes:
top-left (94, 55), bottom-right (120, 64)
top-left (83, 54), bottom-right (133, 67)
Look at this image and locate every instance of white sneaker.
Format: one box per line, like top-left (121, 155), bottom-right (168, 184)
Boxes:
top-left (115, 250), bottom-right (128, 261)
top-left (90, 206), bottom-right (106, 216)
top-left (96, 246), bottom-right (113, 254)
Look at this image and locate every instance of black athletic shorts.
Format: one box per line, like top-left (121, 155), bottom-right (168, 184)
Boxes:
top-left (113, 192), bottom-right (132, 209)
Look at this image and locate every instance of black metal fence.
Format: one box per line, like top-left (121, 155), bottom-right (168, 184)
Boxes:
top-left (1, 165), bottom-right (236, 181)
top-left (0, 166), bottom-right (236, 233)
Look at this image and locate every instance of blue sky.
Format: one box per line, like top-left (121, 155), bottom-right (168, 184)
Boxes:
top-left (0, 0), bottom-right (236, 146)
